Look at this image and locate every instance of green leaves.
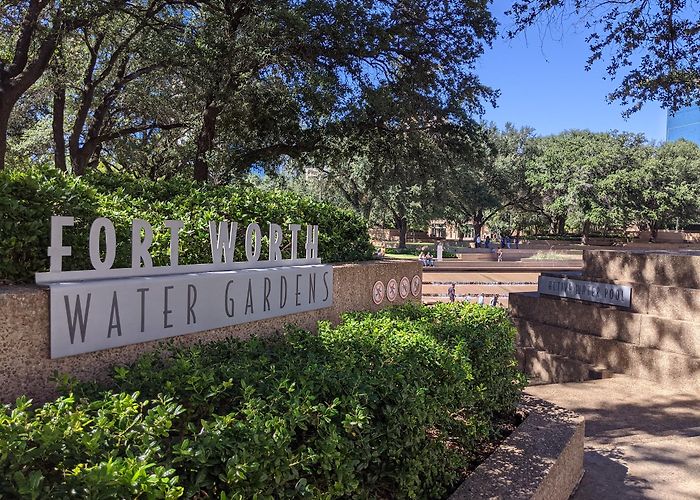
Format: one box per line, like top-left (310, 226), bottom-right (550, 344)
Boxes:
top-left (0, 167), bottom-right (373, 283)
top-left (0, 303), bottom-right (523, 498)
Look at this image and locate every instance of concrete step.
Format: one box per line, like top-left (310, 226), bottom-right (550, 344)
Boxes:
top-left (423, 272), bottom-right (542, 283)
top-left (422, 297), bottom-right (509, 306)
top-left (428, 261), bottom-right (582, 272)
top-left (517, 346), bottom-right (613, 384)
top-left (536, 270), bottom-right (700, 322)
top-left (422, 284), bottom-right (536, 296)
top-left (514, 318), bottom-right (700, 388)
top-left (583, 249), bottom-right (700, 288)
top-left (510, 292), bottom-right (700, 357)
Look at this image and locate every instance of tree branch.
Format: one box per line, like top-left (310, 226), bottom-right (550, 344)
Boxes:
top-left (93, 121), bottom-right (186, 143)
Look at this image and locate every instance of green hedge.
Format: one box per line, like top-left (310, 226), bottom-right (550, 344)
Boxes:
top-left (0, 168), bottom-right (374, 283)
top-left (0, 303), bottom-right (524, 498)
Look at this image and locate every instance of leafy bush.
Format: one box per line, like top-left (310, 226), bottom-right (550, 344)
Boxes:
top-left (0, 167), bottom-right (374, 283)
top-left (0, 303), bottom-right (524, 499)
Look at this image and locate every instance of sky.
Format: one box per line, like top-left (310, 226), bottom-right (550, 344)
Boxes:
top-left (476, 2), bottom-right (668, 142)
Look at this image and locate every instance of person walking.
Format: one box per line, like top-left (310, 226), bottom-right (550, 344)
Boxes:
top-left (475, 235), bottom-right (481, 248)
top-left (448, 283), bottom-right (456, 303)
top-left (477, 293), bottom-right (485, 306)
top-left (496, 248), bottom-right (503, 262)
top-left (490, 294), bottom-right (499, 307)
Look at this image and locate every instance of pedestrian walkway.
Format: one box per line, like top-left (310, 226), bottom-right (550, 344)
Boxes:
top-left (526, 376), bottom-right (700, 499)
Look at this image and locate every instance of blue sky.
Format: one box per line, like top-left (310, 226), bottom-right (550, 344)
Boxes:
top-left (476, 2), bottom-right (668, 142)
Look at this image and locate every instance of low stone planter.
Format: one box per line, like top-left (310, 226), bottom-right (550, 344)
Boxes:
top-left (451, 395), bottom-right (584, 500)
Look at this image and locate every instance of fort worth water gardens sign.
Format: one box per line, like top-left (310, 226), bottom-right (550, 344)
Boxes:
top-left (36, 217), bottom-right (332, 358)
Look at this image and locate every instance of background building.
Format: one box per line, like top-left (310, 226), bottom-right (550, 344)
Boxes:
top-left (667, 106), bottom-right (700, 145)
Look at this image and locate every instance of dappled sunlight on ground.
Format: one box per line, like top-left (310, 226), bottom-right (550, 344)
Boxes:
top-left (527, 376), bottom-right (700, 499)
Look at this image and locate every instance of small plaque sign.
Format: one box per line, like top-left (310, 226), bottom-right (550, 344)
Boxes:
top-left (538, 275), bottom-right (631, 308)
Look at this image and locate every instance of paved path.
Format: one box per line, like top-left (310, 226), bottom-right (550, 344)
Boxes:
top-left (527, 377), bottom-right (700, 499)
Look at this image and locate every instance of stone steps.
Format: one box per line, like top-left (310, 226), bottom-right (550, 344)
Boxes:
top-left (424, 262), bottom-right (583, 272)
top-left (517, 346), bottom-right (613, 384)
top-left (510, 292), bottom-right (700, 357)
top-left (422, 297), bottom-right (509, 306)
top-left (514, 318), bottom-right (700, 388)
top-left (421, 284), bottom-right (535, 295)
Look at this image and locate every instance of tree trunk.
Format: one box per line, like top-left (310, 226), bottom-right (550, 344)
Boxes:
top-left (52, 86), bottom-right (66, 171)
top-left (650, 222), bottom-right (659, 241)
top-left (0, 18), bottom-right (59, 169)
top-left (0, 105), bottom-right (9, 170)
top-left (361, 204), bottom-right (372, 221)
top-left (395, 217), bottom-right (408, 249)
top-left (472, 209), bottom-right (485, 245)
top-left (193, 100), bottom-right (220, 182)
top-left (581, 220), bottom-right (591, 245)
top-left (71, 149), bottom-right (90, 176)
top-left (557, 216), bottom-right (566, 235)
top-left (472, 222), bottom-right (483, 245)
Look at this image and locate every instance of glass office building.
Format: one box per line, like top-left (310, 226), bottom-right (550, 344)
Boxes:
top-left (666, 106), bottom-right (700, 145)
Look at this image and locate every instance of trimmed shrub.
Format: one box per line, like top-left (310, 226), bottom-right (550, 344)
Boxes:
top-left (0, 303), bottom-right (524, 499)
top-left (0, 167), bottom-right (374, 283)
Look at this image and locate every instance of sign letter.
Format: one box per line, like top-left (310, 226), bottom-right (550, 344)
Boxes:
top-left (64, 293), bottom-right (91, 344)
top-left (245, 223), bottom-right (262, 262)
top-left (289, 224), bottom-right (301, 260)
top-left (209, 221), bottom-right (238, 264)
top-left (48, 216), bottom-right (74, 272)
top-left (132, 219), bottom-right (154, 268)
top-left (89, 217), bottom-right (116, 271)
top-left (164, 220), bottom-right (184, 266)
top-left (268, 223), bottom-right (283, 261)
top-left (305, 225), bottom-right (318, 259)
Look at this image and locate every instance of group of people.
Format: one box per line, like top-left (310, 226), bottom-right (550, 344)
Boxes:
top-left (447, 284), bottom-right (500, 306)
top-left (474, 234), bottom-right (519, 249)
top-left (418, 251), bottom-right (435, 267)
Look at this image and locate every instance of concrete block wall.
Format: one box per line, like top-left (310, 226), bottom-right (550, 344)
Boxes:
top-left (511, 250), bottom-right (700, 387)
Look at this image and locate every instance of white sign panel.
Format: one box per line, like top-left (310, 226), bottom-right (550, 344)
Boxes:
top-left (538, 275), bottom-right (631, 308)
top-left (50, 265), bottom-right (332, 358)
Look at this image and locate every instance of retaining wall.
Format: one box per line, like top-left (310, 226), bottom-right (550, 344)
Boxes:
top-left (451, 396), bottom-right (584, 500)
top-left (0, 260), bottom-right (421, 403)
top-left (511, 249), bottom-right (700, 386)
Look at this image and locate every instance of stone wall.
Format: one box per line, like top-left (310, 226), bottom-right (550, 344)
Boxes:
top-left (511, 249), bottom-right (700, 386)
top-left (0, 260), bottom-right (421, 403)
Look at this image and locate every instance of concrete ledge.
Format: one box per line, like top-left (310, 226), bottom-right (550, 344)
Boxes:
top-left (510, 292), bottom-right (640, 344)
top-left (427, 262), bottom-right (583, 273)
top-left (540, 270), bottom-right (700, 322)
top-left (583, 249), bottom-right (700, 288)
top-left (451, 395), bottom-right (584, 500)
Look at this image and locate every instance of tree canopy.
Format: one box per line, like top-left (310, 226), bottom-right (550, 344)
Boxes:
top-left (1, 0), bottom-right (498, 179)
top-left (506, 0), bottom-right (700, 116)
